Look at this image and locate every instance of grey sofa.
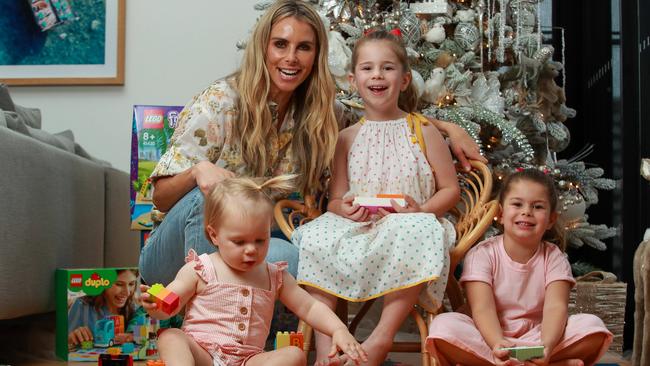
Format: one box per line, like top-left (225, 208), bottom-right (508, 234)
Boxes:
top-left (0, 85), bottom-right (139, 320)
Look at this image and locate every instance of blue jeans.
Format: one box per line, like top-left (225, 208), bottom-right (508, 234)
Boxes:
top-left (139, 187), bottom-right (299, 285)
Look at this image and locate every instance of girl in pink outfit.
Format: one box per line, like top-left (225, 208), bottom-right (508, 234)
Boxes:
top-left (427, 169), bottom-right (612, 366)
top-left (141, 175), bottom-right (367, 366)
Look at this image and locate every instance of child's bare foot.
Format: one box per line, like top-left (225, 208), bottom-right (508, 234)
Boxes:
top-left (335, 334), bottom-right (392, 366)
top-left (314, 355), bottom-right (344, 366)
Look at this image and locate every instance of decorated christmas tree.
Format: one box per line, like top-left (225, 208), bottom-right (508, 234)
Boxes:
top-left (252, 0), bottom-right (617, 273)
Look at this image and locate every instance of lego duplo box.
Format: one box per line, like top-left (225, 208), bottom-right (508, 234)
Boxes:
top-left (56, 267), bottom-right (160, 361)
top-left (130, 105), bottom-right (183, 231)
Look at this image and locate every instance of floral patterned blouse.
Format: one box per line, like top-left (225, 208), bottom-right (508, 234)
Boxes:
top-left (151, 78), bottom-right (298, 179)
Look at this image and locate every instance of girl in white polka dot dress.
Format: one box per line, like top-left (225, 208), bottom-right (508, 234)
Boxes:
top-left (293, 30), bottom-right (460, 366)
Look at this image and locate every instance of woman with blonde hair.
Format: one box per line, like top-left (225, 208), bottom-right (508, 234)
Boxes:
top-left (139, 0), bottom-right (483, 287)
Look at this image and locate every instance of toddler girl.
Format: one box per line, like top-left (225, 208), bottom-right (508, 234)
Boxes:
top-left (293, 30), bottom-right (460, 366)
top-left (427, 168), bottom-right (612, 366)
top-left (141, 175), bottom-right (367, 366)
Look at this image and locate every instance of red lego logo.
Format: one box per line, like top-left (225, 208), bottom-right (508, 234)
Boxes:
top-left (143, 109), bottom-right (164, 129)
top-left (70, 274), bottom-right (83, 287)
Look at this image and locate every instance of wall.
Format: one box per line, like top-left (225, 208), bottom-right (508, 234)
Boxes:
top-left (9, 0), bottom-right (258, 172)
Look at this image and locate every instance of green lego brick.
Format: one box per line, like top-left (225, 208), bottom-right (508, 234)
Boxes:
top-left (501, 346), bottom-right (544, 361)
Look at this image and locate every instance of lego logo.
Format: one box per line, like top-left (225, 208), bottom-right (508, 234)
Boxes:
top-left (144, 115), bottom-right (163, 123)
top-left (70, 274), bottom-right (83, 287)
top-left (143, 109), bottom-right (164, 128)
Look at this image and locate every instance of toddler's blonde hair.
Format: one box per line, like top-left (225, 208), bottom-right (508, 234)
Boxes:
top-left (204, 175), bottom-right (296, 238)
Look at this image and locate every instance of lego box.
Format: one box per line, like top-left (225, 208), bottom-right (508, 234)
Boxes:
top-left (130, 105), bottom-right (183, 231)
top-left (56, 268), bottom-right (178, 361)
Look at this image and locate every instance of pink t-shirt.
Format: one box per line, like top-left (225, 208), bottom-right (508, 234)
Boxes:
top-left (460, 235), bottom-right (576, 338)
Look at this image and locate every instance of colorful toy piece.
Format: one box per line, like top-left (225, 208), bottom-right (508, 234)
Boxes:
top-left (500, 346), bottom-right (544, 361)
top-left (147, 284), bottom-right (180, 315)
top-left (80, 339), bottom-right (93, 349)
top-left (353, 194), bottom-right (406, 214)
top-left (274, 331), bottom-right (304, 349)
top-left (146, 360), bottom-right (166, 366)
top-left (98, 354), bottom-right (133, 366)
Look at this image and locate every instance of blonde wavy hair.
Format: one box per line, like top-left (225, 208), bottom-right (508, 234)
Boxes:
top-left (204, 175), bottom-right (296, 238)
top-left (232, 0), bottom-right (338, 196)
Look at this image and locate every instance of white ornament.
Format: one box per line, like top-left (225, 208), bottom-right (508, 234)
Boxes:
top-left (454, 22), bottom-right (480, 51)
top-left (422, 67), bottom-right (447, 104)
top-left (410, 0), bottom-right (452, 16)
top-left (411, 69), bottom-right (425, 99)
top-left (641, 158), bottom-right (650, 182)
top-left (424, 23), bottom-right (446, 44)
top-left (327, 31), bottom-right (352, 91)
top-left (454, 9), bottom-right (476, 23)
top-left (463, 74), bottom-right (504, 114)
top-left (560, 196), bottom-right (586, 224)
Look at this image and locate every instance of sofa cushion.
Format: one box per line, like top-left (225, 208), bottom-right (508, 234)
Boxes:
top-left (15, 104), bottom-right (42, 129)
top-left (0, 84), bottom-right (16, 112)
top-left (25, 127), bottom-right (76, 154)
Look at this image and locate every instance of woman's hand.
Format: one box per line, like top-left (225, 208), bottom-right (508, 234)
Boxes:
top-left (68, 326), bottom-right (93, 348)
top-left (192, 161), bottom-right (235, 196)
top-left (377, 195), bottom-right (421, 217)
top-left (329, 327), bottom-right (368, 365)
top-left (331, 196), bottom-right (370, 222)
top-left (444, 122), bottom-right (487, 172)
top-left (492, 340), bottom-right (524, 366)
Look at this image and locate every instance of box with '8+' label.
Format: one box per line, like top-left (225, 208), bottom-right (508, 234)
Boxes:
top-left (130, 105), bottom-right (183, 231)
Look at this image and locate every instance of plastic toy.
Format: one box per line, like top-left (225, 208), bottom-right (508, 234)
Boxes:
top-left (146, 360), bottom-right (165, 366)
top-left (106, 347), bottom-right (122, 355)
top-left (121, 342), bottom-right (135, 354)
top-left (353, 194), bottom-right (406, 214)
top-left (80, 340), bottom-right (93, 349)
top-left (98, 354), bottom-right (133, 366)
top-left (147, 284), bottom-right (180, 315)
top-left (500, 346), bottom-right (544, 361)
top-left (274, 331), bottom-right (304, 349)
top-left (94, 318), bottom-right (116, 347)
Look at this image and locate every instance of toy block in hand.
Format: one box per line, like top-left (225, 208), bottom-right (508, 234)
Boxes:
top-left (274, 331), bottom-right (303, 349)
top-left (500, 346), bottom-right (544, 361)
top-left (353, 194), bottom-right (406, 214)
top-left (147, 284), bottom-right (179, 315)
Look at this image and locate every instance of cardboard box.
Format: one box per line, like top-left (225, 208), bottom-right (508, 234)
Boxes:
top-left (130, 105), bottom-right (183, 231)
top-left (56, 268), bottom-right (165, 361)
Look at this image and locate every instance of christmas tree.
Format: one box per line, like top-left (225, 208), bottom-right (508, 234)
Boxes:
top-left (253, 0), bottom-right (617, 273)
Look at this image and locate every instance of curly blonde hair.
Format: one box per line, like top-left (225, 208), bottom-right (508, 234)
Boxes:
top-left (233, 0), bottom-right (338, 196)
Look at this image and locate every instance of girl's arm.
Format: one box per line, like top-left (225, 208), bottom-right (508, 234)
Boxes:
top-left (327, 126), bottom-right (369, 222)
top-left (279, 272), bottom-right (368, 363)
top-left (540, 280), bottom-right (571, 355)
top-left (466, 281), bottom-right (505, 348)
top-left (140, 261), bottom-right (199, 320)
top-left (419, 124), bottom-right (460, 216)
top-left (428, 118), bottom-right (486, 172)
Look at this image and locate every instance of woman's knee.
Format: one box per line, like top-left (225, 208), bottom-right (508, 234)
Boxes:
top-left (268, 237), bottom-right (299, 277)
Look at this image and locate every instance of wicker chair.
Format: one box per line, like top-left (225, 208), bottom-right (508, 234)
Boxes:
top-left (274, 160), bottom-right (497, 366)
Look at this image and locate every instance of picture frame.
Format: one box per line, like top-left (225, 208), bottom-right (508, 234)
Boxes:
top-left (0, 0), bottom-right (125, 86)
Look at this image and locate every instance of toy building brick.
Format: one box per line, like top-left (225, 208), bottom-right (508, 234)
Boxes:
top-left (147, 284), bottom-right (180, 315)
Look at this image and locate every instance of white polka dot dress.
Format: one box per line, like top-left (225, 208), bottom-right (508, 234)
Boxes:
top-left (294, 118), bottom-right (455, 310)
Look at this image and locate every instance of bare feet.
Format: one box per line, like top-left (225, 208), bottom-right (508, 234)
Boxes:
top-left (314, 355), bottom-right (344, 366)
